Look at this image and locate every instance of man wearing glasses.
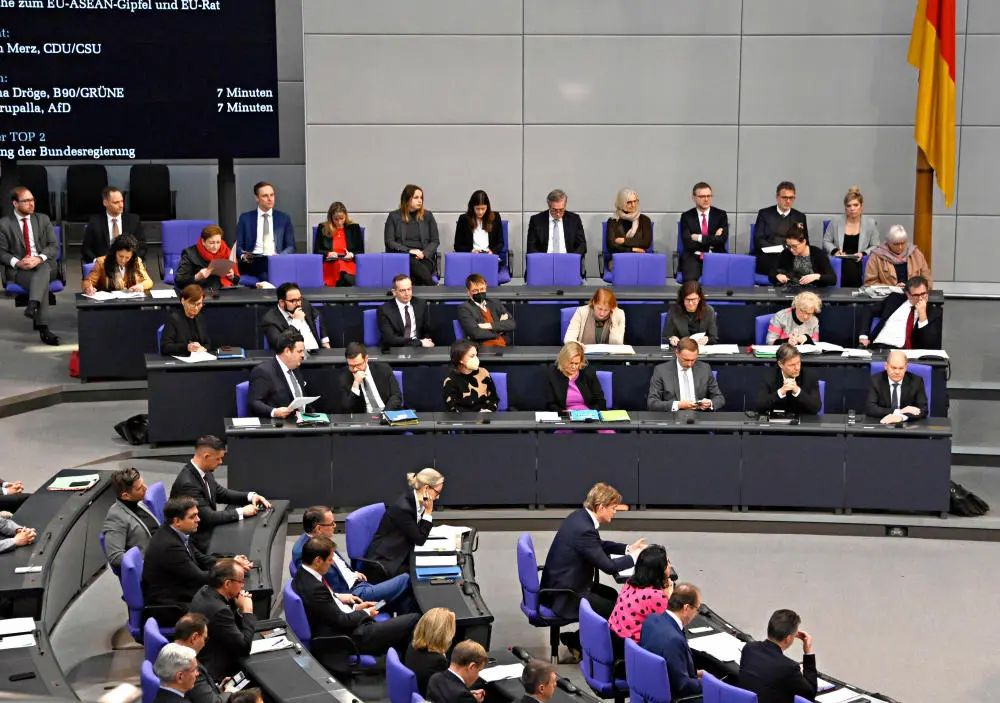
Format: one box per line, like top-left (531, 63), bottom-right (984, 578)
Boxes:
top-left (189, 559), bottom-right (258, 682)
top-left (0, 187), bottom-right (61, 345)
top-left (678, 182), bottom-right (729, 282)
top-left (860, 275), bottom-right (942, 349)
top-left (753, 181), bottom-right (810, 280)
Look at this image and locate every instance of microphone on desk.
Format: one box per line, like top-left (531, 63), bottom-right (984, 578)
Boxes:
top-left (556, 678), bottom-right (580, 695)
top-left (510, 646), bottom-right (532, 662)
top-left (461, 581), bottom-right (484, 616)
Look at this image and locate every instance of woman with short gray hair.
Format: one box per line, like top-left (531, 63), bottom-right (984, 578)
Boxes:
top-left (864, 224), bottom-right (932, 288)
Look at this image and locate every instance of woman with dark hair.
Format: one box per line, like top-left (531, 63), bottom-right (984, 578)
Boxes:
top-left (384, 184), bottom-right (439, 286)
top-left (442, 340), bottom-right (499, 413)
top-left (609, 544), bottom-right (672, 643)
top-left (661, 280), bottom-right (719, 347)
top-left (175, 225), bottom-right (241, 291)
top-left (160, 284), bottom-right (214, 356)
top-left (82, 234), bottom-right (154, 295)
top-left (454, 190), bottom-right (503, 254)
top-left (314, 201), bottom-right (364, 287)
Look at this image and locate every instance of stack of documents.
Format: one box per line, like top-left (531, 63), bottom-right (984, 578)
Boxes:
top-left (149, 289), bottom-right (177, 299)
top-left (82, 290), bottom-right (146, 301)
top-left (415, 555), bottom-right (458, 568)
top-left (599, 410), bottom-right (630, 422)
top-left (428, 524), bottom-right (472, 540)
top-left (173, 351), bottom-right (217, 363)
top-left (569, 409), bottom-right (601, 422)
top-left (250, 635), bottom-right (294, 655)
top-left (699, 344), bottom-right (741, 355)
top-left (47, 474), bottom-right (100, 492)
top-left (841, 348), bottom-right (871, 359)
top-left (797, 342), bottom-right (844, 354)
top-left (415, 538), bottom-right (456, 553)
top-left (751, 345), bottom-right (780, 358)
top-left (584, 344), bottom-right (635, 355)
top-left (383, 409), bottom-right (419, 426)
top-left (535, 412), bottom-right (562, 423)
top-left (685, 632), bottom-right (746, 663)
top-left (817, 689), bottom-right (877, 703)
top-left (415, 565), bottom-right (462, 580)
top-left (478, 664), bottom-right (524, 683)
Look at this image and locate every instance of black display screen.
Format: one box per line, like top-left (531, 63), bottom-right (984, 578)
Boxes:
top-left (0, 0), bottom-right (279, 160)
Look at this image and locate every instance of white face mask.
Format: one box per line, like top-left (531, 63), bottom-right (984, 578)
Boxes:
top-left (464, 356), bottom-right (480, 371)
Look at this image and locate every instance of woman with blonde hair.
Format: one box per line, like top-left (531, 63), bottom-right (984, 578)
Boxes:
top-left (564, 288), bottom-right (626, 345)
top-left (605, 188), bottom-right (653, 267)
top-left (865, 224), bottom-right (932, 288)
top-left (384, 184), bottom-right (439, 285)
top-left (765, 291), bottom-right (822, 345)
top-left (822, 186), bottom-right (880, 288)
top-left (544, 341), bottom-right (608, 412)
top-left (362, 468), bottom-right (445, 580)
top-left (314, 201), bottom-right (364, 287)
top-left (405, 607), bottom-right (457, 696)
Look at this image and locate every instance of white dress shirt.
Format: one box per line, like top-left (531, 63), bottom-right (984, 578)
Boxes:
top-left (414, 489), bottom-right (434, 523)
top-left (692, 207), bottom-right (711, 242)
top-left (191, 459), bottom-right (254, 520)
top-left (395, 299), bottom-right (417, 341)
top-left (332, 552), bottom-right (359, 589)
top-left (872, 299), bottom-right (929, 347)
top-left (303, 564), bottom-right (354, 613)
top-left (548, 216), bottom-right (564, 254)
top-left (351, 367), bottom-right (387, 413)
top-left (253, 207), bottom-right (275, 255)
top-left (281, 307), bottom-right (321, 350)
top-left (472, 220), bottom-right (490, 252)
top-left (671, 362), bottom-right (711, 412)
top-left (665, 610), bottom-right (685, 632)
top-left (11, 216), bottom-right (47, 266)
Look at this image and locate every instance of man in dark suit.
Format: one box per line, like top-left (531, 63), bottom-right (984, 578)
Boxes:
top-left (377, 274), bottom-right (434, 348)
top-left (172, 613), bottom-right (225, 703)
top-left (639, 584), bottom-right (704, 700)
top-left (859, 276), bottom-right (942, 350)
top-left (102, 467), bottom-right (160, 571)
top-left (679, 182), bottom-right (729, 281)
top-left (337, 341), bottom-right (403, 414)
top-left (170, 435), bottom-right (270, 554)
top-left (292, 536), bottom-right (419, 676)
top-left (152, 642), bottom-right (201, 703)
top-left (647, 337), bottom-right (725, 412)
top-left (427, 640), bottom-right (488, 703)
top-left (142, 498), bottom-right (237, 621)
top-left (259, 282), bottom-right (330, 351)
top-left (248, 329), bottom-right (313, 419)
top-left (235, 181), bottom-right (296, 280)
top-left (519, 659), bottom-right (558, 703)
top-left (866, 350), bottom-right (929, 423)
top-left (753, 181), bottom-right (809, 278)
top-left (526, 189), bottom-right (586, 258)
top-left (1, 187), bottom-right (60, 345)
top-left (739, 609), bottom-right (818, 703)
top-left (541, 483), bottom-right (646, 658)
top-left (189, 560), bottom-right (257, 682)
top-left (456, 273), bottom-right (515, 346)
top-left (755, 344), bottom-right (823, 415)
top-left (82, 186), bottom-right (146, 263)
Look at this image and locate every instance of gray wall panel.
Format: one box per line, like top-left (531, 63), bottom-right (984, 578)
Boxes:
top-left (523, 37), bottom-right (741, 124)
top-left (301, 0), bottom-right (523, 34)
top-left (955, 216), bottom-right (1000, 281)
top-left (524, 0), bottom-right (742, 35)
top-left (276, 0), bottom-right (304, 81)
top-left (304, 36), bottom-right (522, 124)
top-left (959, 36), bottom-right (1000, 125)
top-left (955, 127), bottom-right (1000, 215)
top-left (967, 0), bottom-right (1000, 34)
top-left (742, 0), bottom-right (968, 35)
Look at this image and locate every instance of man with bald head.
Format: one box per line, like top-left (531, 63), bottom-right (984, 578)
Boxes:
top-left (865, 350), bottom-right (928, 424)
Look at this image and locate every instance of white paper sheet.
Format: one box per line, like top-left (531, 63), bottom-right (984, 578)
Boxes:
top-left (584, 344), bottom-right (635, 355)
top-left (250, 636), bottom-right (295, 655)
top-left (0, 618), bottom-right (35, 636)
top-left (688, 626), bottom-right (713, 634)
top-left (841, 349), bottom-right (872, 359)
top-left (172, 351), bottom-right (217, 363)
top-left (752, 345), bottom-right (781, 354)
top-left (903, 349), bottom-right (949, 360)
top-left (535, 412), bottom-right (562, 423)
top-left (817, 678), bottom-right (837, 692)
top-left (231, 418), bottom-right (260, 427)
top-left (700, 344), bottom-right (742, 355)
top-left (415, 538), bottom-right (455, 553)
top-left (689, 332), bottom-right (706, 341)
top-left (817, 688), bottom-right (875, 703)
top-left (685, 632), bottom-right (745, 663)
top-left (256, 281), bottom-right (276, 289)
top-left (288, 395), bottom-right (320, 411)
top-left (0, 633), bottom-right (36, 650)
top-left (761, 245), bottom-right (785, 254)
top-left (478, 664), bottom-right (524, 683)
top-left (149, 289), bottom-right (178, 299)
top-left (415, 555), bottom-right (458, 567)
top-left (428, 524), bottom-right (472, 540)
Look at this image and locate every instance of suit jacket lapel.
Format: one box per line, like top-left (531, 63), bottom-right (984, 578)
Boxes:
top-left (389, 302), bottom-right (404, 333)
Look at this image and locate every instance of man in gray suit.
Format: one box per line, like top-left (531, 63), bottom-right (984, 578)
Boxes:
top-left (1, 187), bottom-right (60, 345)
top-left (102, 467), bottom-right (161, 570)
top-left (647, 337), bottom-right (725, 412)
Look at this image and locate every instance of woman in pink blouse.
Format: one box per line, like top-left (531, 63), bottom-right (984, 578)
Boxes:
top-left (609, 545), bottom-right (673, 643)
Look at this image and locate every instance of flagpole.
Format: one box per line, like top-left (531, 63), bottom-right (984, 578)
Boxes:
top-left (914, 147), bottom-right (934, 267)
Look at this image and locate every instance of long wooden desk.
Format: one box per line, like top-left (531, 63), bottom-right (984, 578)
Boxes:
top-left (145, 348), bottom-right (949, 444)
top-left (223, 412), bottom-right (951, 514)
top-left (77, 286), bottom-right (943, 380)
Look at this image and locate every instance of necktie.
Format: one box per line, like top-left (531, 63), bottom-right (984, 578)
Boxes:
top-left (700, 213), bottom-right (708, 236)
top-left (403, 305), bottom-right (412, 338)
top-left (361, 375), bottom-right (382, 412)
top-left (682, 368), bottom-right (694, 402)
top-left (202, 475), bottom-right (213, 505)
top-left (287, 369), bottom-right (303, 398)
top-left (112, 218), bottom-right (120, 241)
top-left (552, 219), bottom-right (562, 253)
top-left (21, 218), bottom-right (31, 256)
top-left (892, 382), bottom-right (900, 411)
top-left (262, 214), bottom-right (274, 255)
top-left (903, 306), bottom-right (916, 349)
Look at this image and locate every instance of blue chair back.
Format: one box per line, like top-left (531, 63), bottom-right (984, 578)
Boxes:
top-left (156, 324), bottom-right (165, 355)
top-left (702, 671), bottom-right (758, 702)
top-left (493, 372), bottom-right (508, 411)
top-left (559, 307), bottom-right (576, 342)
top-left (283, 580), bottom-right (312, 648)
top-left (860, 254), bottom-right (869, 283)
top-left (830, 256), bottom-right (842, 287)
top-left (578, 599), bottom-right (626, 697)
top-left (140, 661), bottom-right (159, 703)
top-left (161, 220), bottom-right (214, 285)
top-left (754, 314), bottom-right (771, 345)
top-left (235, 381), bottom-right (250, 418)
top-left (121, 547), bottom-right (145, 640)
top-left (143, 481), bottom-right (166, 523)
top-left (516, 533), bottom-right (544, 621)
top-left (363, 308), bottom-right (381, 347)
top-left (660, 312), bottom-right (668, 339)
top-left (386, 648), bottom-right (419, 703)
top-left (394, 370), bottom-right (404, 404)
top-left (83, 262), bottom-right (96, 279)
top-left (525, 253), bottom-right (582, 286)
top-left (624, 638), bottom-right (672, 703)
top-left (268, 254), bottom-right (325, 289)
top-left (143, 617), bottom-right (168, 664)
top-left (794, 697), bottom-right (811, 703)
top-left (701, 253), bottom-right (756, 287)
top-left (444, 253), bottom-right (499, 287)
top-left (818, 379), bottom-right (826, 416)
top-left (610, 253), bottom-right (667, 286)
top-left (700, 253), bottom-right (730, 287)
top-left (412, 694), bottom-right (425, 703)
top-left (823, 219), bottom-right (831, 234)
top-left (871, 361), bottom-right (932, 412)
top-left (356, 253), bottom-right (410, 288)
top-left (289, 559), bottom-right (299, 578)
top-left (498, 221), bottom-right (512, 283)
top-left (596, 370), bottom-right (613, 409)
top-left (346, 503), bottom-right (386, 567)
top-left (749, 222), bottom-right (771, 286)
top-left (452, 319), bottom-right (464, 342)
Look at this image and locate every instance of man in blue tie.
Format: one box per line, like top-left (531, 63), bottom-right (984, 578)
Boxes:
top-left (639, 583), bottom-right (704, 699)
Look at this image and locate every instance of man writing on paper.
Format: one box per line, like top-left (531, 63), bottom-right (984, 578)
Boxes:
top-left (647, 337), bottom-right (725, 412)
top-left (738, 609), bottom-right (818, 703)
top-left (865, 350), bottom-right (928, 424)
top-left (248, 329), bottom-right (315, 419)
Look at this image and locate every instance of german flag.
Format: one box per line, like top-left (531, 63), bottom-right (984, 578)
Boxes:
top-left (908, 0), bottom-right (957, 208)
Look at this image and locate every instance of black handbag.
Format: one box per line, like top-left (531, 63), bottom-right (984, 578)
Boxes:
top-left (114, 414), bottom-right (149, 446)
top-left (949, 480), bottom-right (989, 517)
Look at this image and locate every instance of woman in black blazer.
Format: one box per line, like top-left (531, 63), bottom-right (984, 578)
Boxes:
top-left (405, 608), bottom-right (456, 696)
top-left (454, 190), bottom-right (503, 254)
top-left (363, 469), bottom-right (445, 581)
top-left (314, 201), bottom-right (365, 287)
top-left (661, 280), bottom-right (720, 347)
top-left (160, 284), bottom-right (213, 356)
top-left (544, 341), bottom-right (607, 412)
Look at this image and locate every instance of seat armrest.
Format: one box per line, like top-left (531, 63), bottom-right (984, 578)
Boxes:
top-left (354, 557), bottom-right (389, 581)
top-left (598, 252), bottom-right (606, 277)
top-left (672, 251), bottom-right (679, 277)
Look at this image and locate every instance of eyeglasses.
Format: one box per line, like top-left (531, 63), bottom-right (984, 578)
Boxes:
top-left (318, 521), bottom-right (335, 527)
top-left (17, 198), bottom-right (35, 204)
top-left (183, 299), bottom-right (204, 307)
top-left (778, 194), bottom-right (797, 201)
top-left (228, 578), bottom-right (245, 585)
top-left (684, 296), bottom-right (700, 303)
top-left (284, 296), bottom-right (303, 304)
top-left (625, 199), bottom-right (638, 206)
top-left (908, 291), bottom-right (929, 299)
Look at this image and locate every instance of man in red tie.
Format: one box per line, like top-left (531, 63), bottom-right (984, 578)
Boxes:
top-left (1, 187), bottom-right (60, 345)
top-left (860, 275), bottom-right (942, 350)
top-left (678, 182), bottom-right (729, 282)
